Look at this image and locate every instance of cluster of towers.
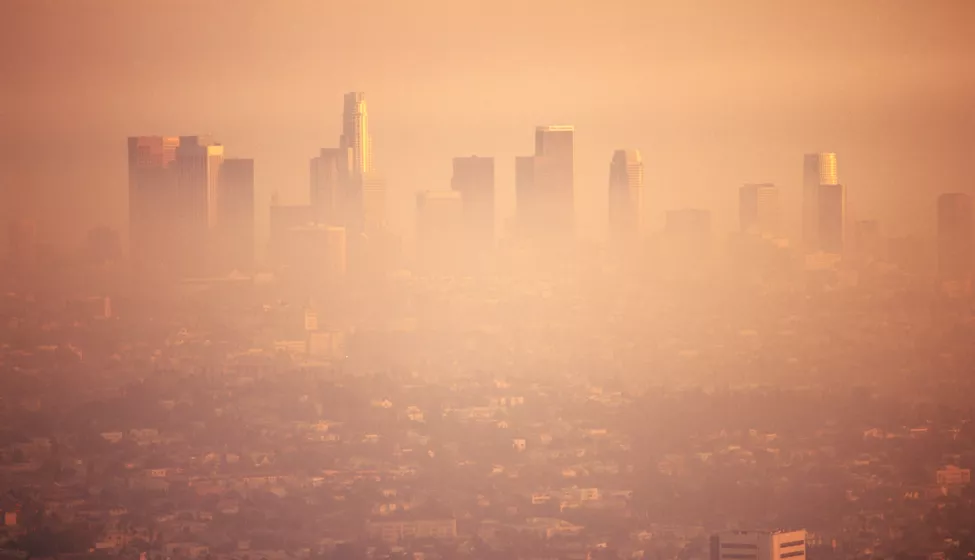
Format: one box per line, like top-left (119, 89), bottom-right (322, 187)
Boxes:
top-left (127, 135), bottom-right (254, 277)
top-left (124, 92), bottom-right (974, 294)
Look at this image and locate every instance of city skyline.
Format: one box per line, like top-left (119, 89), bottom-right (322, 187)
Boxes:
top-left (4, 1), bottom-right (973, 247)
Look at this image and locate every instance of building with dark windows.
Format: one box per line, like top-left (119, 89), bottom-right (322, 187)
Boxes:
top-left (710, 530), bottom-right (807, 560)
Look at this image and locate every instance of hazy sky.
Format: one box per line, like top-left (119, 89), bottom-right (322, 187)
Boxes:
top-left (2, 0), bottom-right (974, 247)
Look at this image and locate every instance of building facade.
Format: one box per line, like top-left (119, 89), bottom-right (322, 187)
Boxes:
top-left (608, 149), bottom-right (644, 240)
top-left (803, 153), bottom-right (838, 251)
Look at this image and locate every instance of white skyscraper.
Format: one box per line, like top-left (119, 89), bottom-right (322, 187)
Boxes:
top-left (340, 92), bottom-right (372, 177)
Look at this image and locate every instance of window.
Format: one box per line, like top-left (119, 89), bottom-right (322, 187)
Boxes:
top-left (781, 551), bottom-right (806, 558)
top-left (781, 541), bottom-right (805, 549)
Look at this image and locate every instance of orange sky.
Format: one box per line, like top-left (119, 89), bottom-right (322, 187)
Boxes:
top-left (2, 0), bottom-right (974, 247)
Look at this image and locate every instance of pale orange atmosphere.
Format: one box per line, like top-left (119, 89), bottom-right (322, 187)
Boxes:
top-left (2, 0), bottom-right (974, 247)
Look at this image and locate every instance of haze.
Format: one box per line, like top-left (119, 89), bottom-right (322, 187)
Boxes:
top-left (3, 0), bottom-right (974, 245)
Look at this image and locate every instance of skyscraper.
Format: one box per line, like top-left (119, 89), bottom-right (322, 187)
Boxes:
top-left (216, 158), bottom-right (255, 272)
top-left (358, 172), bottom-right (387, 235)
top-left (817, 183), bottom-right (846, 254)
top-left (340, 92), bottom-right (372, 177)
top-left (803, 153), bottom-right (838, 250)
top-left (739, 183), bottom-right (779, 237)
top-left (128, 136), bottom-right (179, 266)
top-left (451, 155), bottom-right (495, 250)
top-left (174, 136), bottom-right (223, 275)
top-left (515, 126), bottom-right (574, 241)
top-left (710, 530), bottom-right (806, 560)
top-left (937, 193), bottom-right (973, 285)
top-left (534, 125), bottom-right (575, 237)
top-left (310, 147), bottom-right (350, 225)
top-left (515, 155), bottom-right (537, 238)
top-left (128, 135), bottom-right (224, 276)
top-left (608, 149), bottom-right (644, 240)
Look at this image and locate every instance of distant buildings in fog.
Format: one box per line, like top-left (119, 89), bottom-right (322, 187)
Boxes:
top-left (516, 125), bottom-right (575, 241)
top-left (608, 149), bottom-right (644, 241)
top-left (120, 97), bottom-right (975, 291)
top-left (739, 183), bottom-right (779, 238)
top-left (127, 135), bottom-right (253, 277)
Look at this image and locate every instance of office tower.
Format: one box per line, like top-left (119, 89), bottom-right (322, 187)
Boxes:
top-left (515, 155), bottom-right (537, 237)
top-left (937, 193), bottom-right (973, 285)
top-left (216, 158), bottom-right (255, 271)
top-left (739, 183), bottom-right (780, 237)
top-left (803, 153), bottom-right (838, 250)
top-left (416, 190), bottom-right (464, 275)
top-left (817, 183), bottom-right (846, 254)
top-left (128, 135), bottom-right (223, 275)
top-left (310, 148), bottom-right (350, 225)
top-left (128, 136), bottom-right (180, 267)
top-left (515, 126), bottom-right (575, 240)
top-left (608, 149), bottom-right (644, 240)
top-left (355, 172), bottom-right (386, 235)
top-left (174, 136), bottom-right (223, 275)
top-left (534, 125), bottom-right (575, 237)
top-left (340, 92), bottom-right (372, 177)
top-left (451, 155), bottom-right (495, 250)
top-left (710, 530), bottom-right (807, 560)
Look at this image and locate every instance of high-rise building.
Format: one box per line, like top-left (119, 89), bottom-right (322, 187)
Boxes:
top-left (534, 125), bottom-right (574, 237)
top-left (515, 155), bottom-right (537, 238)
top-left (608, 149), bottom-right (644, 240)
top-left (310, 147), bottom-right (350, 225)
top-left (817, 183), bottom-right (846, 254)
top-left (739, 183), bottom-right (780, 237)
top-left (516, 126), bottom-right (574, 240)
top-left (416, 190), bottom-right (464, 275)
top-left (710, 530), bottom-right (806, 560)
top-left (127, 136), bottom-right (179, 266)
top-left (451, 155), bottom-right (495, 250)
top-left (340, 92), bottom-right (372, 177)
top-left (216, 158), bottom-right (255, 271)
top-left (128, 135), bottom-right (224, 275)
top-left (358, 172), bottom-right (387, 235)
top-left (937, 193), bottom-right (973, 285)
top-left (803, 153), bottom-right (838, 250)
